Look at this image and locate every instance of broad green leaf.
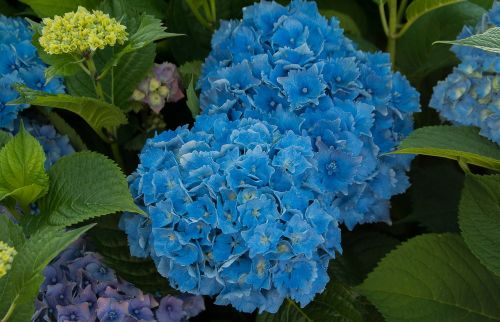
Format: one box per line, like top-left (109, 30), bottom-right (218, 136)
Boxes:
top-left (18, 0), bottom-right (99, 17)
top-left (44, 55), bottom-right (84, 81)
top-left (0, 224), bottom-right (92, 321)
top-left (358, 234), bottom-right (500, 322)
top-left (178, 60), bottom-right (202, 86)
top-left (404, 162), bottom-right (464, 232)
top-left (90, 214), bottom-right (174, 295)
top-left (392, 126), bottom-right (500, 171)
top-left (11, 86), bottom-right (127, 140)
top-left (469, 0), bottom-right (495, 9)
top-left (186, 77), bottom-right (200, 117)
top-left (435, 27), bottom-right (500, 54)
top-left (43, 110), bottom-right (87, 151)
top-left (39, 151), bottom-right (144, 226)
top-left (0, 131), bottom-right (11, 149)
top-left (99, 0), bottom-right (168, 19)
top-left (459, 174), bottom-right (500, 277)
top-left (330, 231), bottom-right (400, 285)
top-left (98, 44), bottom-right (156, 110)
top-left (257, 279), bottom-right (368, 322)
top-left (401, 0), bottom-right (465, 37)
top-left (0, 216), bottom-right (25, 249)
top-left (396, 2), bottom-right (485, 82)
top-left (0, 125), bottom-right (49, 210)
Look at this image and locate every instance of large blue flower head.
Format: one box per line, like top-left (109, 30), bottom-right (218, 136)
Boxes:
top-left (430, 2), bottom-right (500, 144)
top-left (34, 238), bottom-right (204, 322)
top-left (198, 0), bottom-right (419, 228)
top-left (122, 114), bottom-right (371, 313)
top-left (0, 15), bottom-right (64, 130)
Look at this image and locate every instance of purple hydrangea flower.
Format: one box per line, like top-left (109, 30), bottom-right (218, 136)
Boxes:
top-left (132, 62), bottom-right (185, 114)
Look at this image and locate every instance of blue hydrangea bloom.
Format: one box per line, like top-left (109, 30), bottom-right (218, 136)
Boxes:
top-left (34, 238), bottom-right (204, 322)
top-left (0, 15), bottom-right (64, 130)
top-left (120, 115), bottom-right (343, 313)
top-left (121, 0), bottom-right (419, 314)
top-left (430, 2), bottom-right (500, 144)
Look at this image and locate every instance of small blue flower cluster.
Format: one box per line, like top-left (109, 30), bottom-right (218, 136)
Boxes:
top-left (34, 239), bottom-right (205, 322)
top-left (430, 2), bottom-right (500, 144)
top-left (21, 118), bottom-right (75, 169)
top-left (0, 15), bottom-right (64, 130)
top-left (121, 0), bottom-right (419, 313)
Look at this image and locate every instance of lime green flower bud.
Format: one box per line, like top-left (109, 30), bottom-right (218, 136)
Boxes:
top-left (132, 89), bottom-right (146, 101)
top-left (39, 6), bottom-right (128, 55)
top-left (149, 78), bottom-right (161, 92)
top-left (158, 85), bottom-right (170, 97)
top-left (0, 241), bottom-right (16, 278)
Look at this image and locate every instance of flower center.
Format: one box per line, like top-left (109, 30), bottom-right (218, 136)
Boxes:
top-left (326, 161), bottom-right (337, 175)
top-left (301, 87), bottom-right (308, 94)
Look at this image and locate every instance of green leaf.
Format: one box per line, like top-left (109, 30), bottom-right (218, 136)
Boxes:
top-left (358, 234), bottom-right (500, 322)
top-left (402, 0), bottom-right (465, 36)
top-left (396, 2), bottom-right (485, 82)
top-left (459, 174), bottom-right (500, 277)
top-left (0, 224), bottom-right (93, 321)
top-left (469, 0), bottom-right (495, 9)
top-left (330, 231), bottom-right (400, 285)
top-left (0, 216), bottom-right (25, 249)
top-left (404, 162), bottom-right (464, 232)
top-left (392, 126), bottom-right (500, 171)
top-left (44, 55), bottom-right (84, 82)
top-left (435, 26), bottom-right (500, 54)
top-left (257, 280), bottom-right (367, 322)
top-left (98, 44), bottom-right (156, 110)
top-left (39, 151), bottom-right (144, 226)
top-left (18, 0), bottom-right (99, 17)
top-left (178, 60), bottom-right (202, 86)
top-left (11, 86), bottom-right (127, 140)
top-left (186, 77), bottom-right (200, 118)
top-left (0, 131), bottom-right (11, 149)
top-left (0, 124), bottom-right (49, 210)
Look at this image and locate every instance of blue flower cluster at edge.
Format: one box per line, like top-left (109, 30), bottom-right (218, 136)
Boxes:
top-left (430, 1), bottom-right (500, 144)
top-left (120, 0), bottom-right (420, 314)
top-left (0, 15), bottom-right (64, 130)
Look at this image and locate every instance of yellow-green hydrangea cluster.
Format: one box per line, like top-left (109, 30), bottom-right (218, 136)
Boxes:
top-left (0, 241), bottom-right (16, 278)
top-left (39, 6), bottom-right (128, 55)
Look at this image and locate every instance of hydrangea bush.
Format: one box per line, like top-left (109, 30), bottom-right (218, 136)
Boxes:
top-left (0, 15), bottom-right (64, 130)
top-left (34, 239), bottom-right (204, 322)
top-left (120, 0), bottom-right (420, 313)
top-left (430, 2), bottom-right (500, 144)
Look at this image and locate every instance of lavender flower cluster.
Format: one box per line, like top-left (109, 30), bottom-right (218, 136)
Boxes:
top-left (0, 15), bottom-right (64, 130)
top-left (121, 0), bottom-right (419, 313)
top-left (430, 2), bottom-right (500, 144)
top-left (132, 62), bottom-right (185, 114)
top-left (34, 239), bottom-right (204, 322)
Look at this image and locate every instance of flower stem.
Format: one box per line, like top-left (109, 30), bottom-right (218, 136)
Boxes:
top-left (1, 295), bottom-right (19, 322)
top-left (387, 0), bottom-right (398, 66)
top-left (85, 56), bottom-right (105, 100)
top-left (111, 139), bottom-right (125, 171)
